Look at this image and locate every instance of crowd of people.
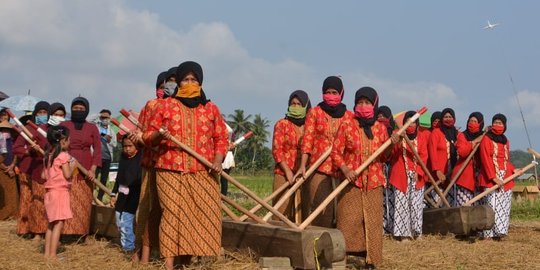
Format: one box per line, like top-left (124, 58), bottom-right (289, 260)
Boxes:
top-left (0, 60), bottom-right (526, 269)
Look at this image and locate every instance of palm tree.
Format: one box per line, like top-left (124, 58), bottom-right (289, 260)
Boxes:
top-left (249, 114), bottom-right (270, 172)
top-left (227, 109), bottom-right (252, 136)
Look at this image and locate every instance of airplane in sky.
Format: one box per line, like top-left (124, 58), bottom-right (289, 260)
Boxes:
top-left (483, 20), bottom-right (500, 30)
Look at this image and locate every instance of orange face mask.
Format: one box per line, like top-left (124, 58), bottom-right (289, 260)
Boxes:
top-left (176, 83), bottom-right (201, 98)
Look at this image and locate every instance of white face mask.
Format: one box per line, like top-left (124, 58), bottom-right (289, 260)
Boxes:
top-left (48, 115), bottom-right (65, 126)
top-left (163, 81), bottom-right (177, 97)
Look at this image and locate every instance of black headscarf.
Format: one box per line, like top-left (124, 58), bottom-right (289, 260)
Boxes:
top-left (33, 101), bottom-right (50, 124)
top-left (463, 112), bottom-right (484, 141)
top-left (155, 71), bottom-right (168, 89)
top-left (33, 101), bottom-right (50, 116)
top-left (377, 105), bottom-right (395, 136)
top-left (440, 108), bottom-right (458, 168)
top-left (318, 76), bottom-right (347, 118)
top-left (175, 61), bottom-right (209, 108)
top-left (487, 113), bottom-right (508, 144)
top-left (354, 86), bottom-right (379, 140)
top-left (403, 110), bottom-right (419, 140)
top-left (167, 66), bottom-right (178, 81)
top-left (430, 111), bottom-right (442, 130)
top-left (48, 102), bottom-right (66, 116)
top-left (285, 90), bottom-right (311, 126)
top-left (71, 97), bottom-right (89, 130)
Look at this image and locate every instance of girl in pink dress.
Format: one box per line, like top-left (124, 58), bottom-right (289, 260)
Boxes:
top-left (42, 126), bottom-right (78, 260)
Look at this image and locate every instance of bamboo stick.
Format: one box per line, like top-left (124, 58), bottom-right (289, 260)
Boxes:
top-left (221, 203), bottom-right (241, 221)
top-left (221, 194), bottom-right (266, 224)
top-left (262, 147), bottom-right (332, 221)
top-left (464, 161), bottom-right (537, 206)
top-left (395, 122), bottom-right (450, 207)
top-left (435, 132), bottom-right (487, 207)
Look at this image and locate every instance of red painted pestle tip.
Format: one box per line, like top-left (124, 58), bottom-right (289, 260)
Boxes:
top-left (417, 107), bottom-right (428, 115)
top-left (119, 109), bottom-right (130, 117)
top-left (111, 118), bottom-right (121, 126)
top-left (27, 120), bottom-right (38, 128)
top-left (243, 130), bottom-right (253, 139)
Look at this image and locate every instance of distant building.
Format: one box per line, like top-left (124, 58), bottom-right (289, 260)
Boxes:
top-left (517, 173), bottom-right (536, 181)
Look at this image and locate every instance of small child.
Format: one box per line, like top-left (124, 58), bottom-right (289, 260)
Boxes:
top-left (42, 126), bottom-right (76, 260)
top-left (110, 136), bottom-right (142, 255)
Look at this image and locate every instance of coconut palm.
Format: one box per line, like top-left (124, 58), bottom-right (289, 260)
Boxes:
top-left (227, 109), bottom-right (252, 136)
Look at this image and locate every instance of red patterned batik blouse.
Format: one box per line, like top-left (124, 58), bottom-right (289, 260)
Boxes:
top-left (143, 97), bottom-right (229, 173)
top-left (272, 118), bottom-right (304, 176)
top-left (332, 119), bottom-right (390, 190)
top-left (301, 106), bottom-right (354, 176)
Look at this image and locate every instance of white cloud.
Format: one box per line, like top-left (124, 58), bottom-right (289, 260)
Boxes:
top-left (0, 0), bottom-right (464, 138)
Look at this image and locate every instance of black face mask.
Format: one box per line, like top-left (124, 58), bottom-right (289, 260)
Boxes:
top-left (71, 110), bottom-right (87, 123)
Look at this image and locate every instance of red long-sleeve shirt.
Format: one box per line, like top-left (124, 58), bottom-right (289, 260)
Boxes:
top-left (478, 135), bottom-right (515, 191)
top-left (142, 97), bottom-right (228, 173)
top-left (389, 135), bottom-right (428, 193)
top-left (451, 132), bottom-right (481, 192)
top-left (301, 106), bottom-right (354, 176)
top-left (331, 119), bottom-right (389, 190)
top-left (428, 128), bottom-right (459, 175)
top-left (272, 119), bottom-right (303, 176)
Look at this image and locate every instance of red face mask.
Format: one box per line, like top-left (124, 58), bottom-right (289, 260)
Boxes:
top-left (432, 120), bottom-right (440, 128)
top-left (406, 125), bottom-right (417, 135)
top-left (467, 122), bottom-right (480, 133)
top-left (322, 91), bottom-right (343, 107)
top-left (355, 104), bottom-right (375, 119)
top-left (156, 89), bottom-right (164, 99)
top-left (442, 118), bottom-right (455, 127)
top-left (378, 117), bottom-right (390, 128)
top-left (491, 125), bottom-right (505, 135)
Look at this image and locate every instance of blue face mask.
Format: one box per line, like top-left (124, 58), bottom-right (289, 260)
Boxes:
top-left (35, 115), bottom-right (48, 125)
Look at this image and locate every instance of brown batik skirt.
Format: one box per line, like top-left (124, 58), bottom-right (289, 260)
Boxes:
top-left (272, 174), bottom-right (295, 221)
top-left (0, 170), bottom-right (18, 220)
top-left (302, 172), bottom-right (335, 228)
top-left (16, 173), bottom-right (32, 234)
top-left (29, 181), bottom-right (48, 234)
top-left (135, 167), bottom-right (162, 250)
top-left (337, 185), bottom-right (383, 266)
top-left (156, 170), bottom-right (221, 258)
top-left (62, 174), bottom-right (92, 235)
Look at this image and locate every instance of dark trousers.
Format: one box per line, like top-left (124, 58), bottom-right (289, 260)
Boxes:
top-left (220, 168), bottom-right (232, 196)
top-left (96, 159), bottom-right (111, 201)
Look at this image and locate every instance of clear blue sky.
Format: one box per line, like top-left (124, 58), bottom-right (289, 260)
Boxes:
top-left (0, 0), bottom-right (538, 150)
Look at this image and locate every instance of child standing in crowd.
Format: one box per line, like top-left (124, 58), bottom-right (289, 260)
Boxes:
top-left (42, 126), bottom-right (76, 261)
top-left (111, 137), bottom-right (143, 255)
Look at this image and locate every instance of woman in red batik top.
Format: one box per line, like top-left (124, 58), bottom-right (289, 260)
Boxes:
top-left (143, 61), bottom-right (228, 270)
top-left (332, 86), bottom-right (398, 267)
top-left (451, 112), bottom-right (484, 206)
top-left (295, 76), bottom-right (354, 228)
top-left (271, 90), bottom-right (310, 220)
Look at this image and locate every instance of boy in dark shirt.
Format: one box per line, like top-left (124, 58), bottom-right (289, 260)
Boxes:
top-left (111, 137), bottom-right (142, 254)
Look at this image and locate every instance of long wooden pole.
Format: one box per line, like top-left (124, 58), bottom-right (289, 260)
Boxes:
top-left (435, 132), bottom-right (487, 207)
top-left (464, 161), bottom-right (537, 206)
top-left (160, 129), bottom-right (298, 229)
top-left (395, 122), bottom-right (450, 207)
top-left (221, 203), bottom-right (240, 221)
top-left (299, 107), bottom-right (427, 230)
top-left (6, 109), bottom-right (34, 139)
top-left (238, 182), bottom-right (289, 221)
top-left (262, 148), bottom-right (332, 221)
top-left (221, 194), bottom-right (266, 224)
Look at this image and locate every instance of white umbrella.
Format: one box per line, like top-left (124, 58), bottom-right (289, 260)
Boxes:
top-left (0, 95), bottom-right (41, 112)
